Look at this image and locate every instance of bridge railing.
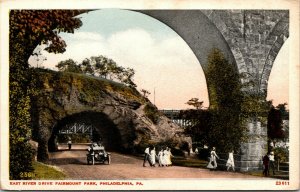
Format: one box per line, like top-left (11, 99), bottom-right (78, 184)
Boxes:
top-left (59, 123), bottom-right (94, 134)
top-left (158, 109), bottom-right (193, 128)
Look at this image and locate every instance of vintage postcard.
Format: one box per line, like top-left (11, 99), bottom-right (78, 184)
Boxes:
top-left (0, 0), bottom-right (299, 190)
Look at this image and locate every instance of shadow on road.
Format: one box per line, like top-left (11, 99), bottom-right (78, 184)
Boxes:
top-left (49, 157), bottom-right (112, 166)
top-left (48, 157), bottom-right (86, 165)
top-left (56, 149), bottom-right (88, 152)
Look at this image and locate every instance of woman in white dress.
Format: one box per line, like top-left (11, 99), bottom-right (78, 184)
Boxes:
top-left (167, 148), bottom-right (174, 166)
top-left (158, 149), bottom-right (164, 166)
top-left (226, 150), bottom-right (235, 171)
top-left (150, 147), bottom-right (157, 167)
top-left (207, 147), bottom-right (219, 169)
top-left (162, 147), bottom-right (169, 166)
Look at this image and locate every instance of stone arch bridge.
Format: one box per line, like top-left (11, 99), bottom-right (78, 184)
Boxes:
top-left (138, 10), bottom-right (289, 95)
top-left (137, 10), bottom-right (288, 171)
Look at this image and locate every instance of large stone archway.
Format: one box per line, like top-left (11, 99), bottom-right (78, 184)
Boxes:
top-left (138, 10), bottom-right (289, 95)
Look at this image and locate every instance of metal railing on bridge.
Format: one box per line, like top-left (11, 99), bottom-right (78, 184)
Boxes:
top-left (159, 109), bottom-right (192, 128)
top-left (59, 123), bottom-right (94, 135)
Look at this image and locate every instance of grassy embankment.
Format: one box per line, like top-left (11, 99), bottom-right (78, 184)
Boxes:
top-left (32, 161), bottom-right (66, 180)
top-left (36, 68), bottom-right (145, 104)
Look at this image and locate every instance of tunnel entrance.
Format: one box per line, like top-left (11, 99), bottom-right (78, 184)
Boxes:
top-left (48, 111), bottom-right (122, 152)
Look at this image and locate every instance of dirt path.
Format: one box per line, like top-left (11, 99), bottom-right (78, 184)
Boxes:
top-left (48, 144), bottom-right (270, 180)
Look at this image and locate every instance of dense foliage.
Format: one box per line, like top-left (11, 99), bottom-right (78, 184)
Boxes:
top-left (9, 10), bottom-right (87, 179)
top-left (143, 103), bottom-right (160, 124)
top-left (273, 146), bottom-right (289, 163)
top-left (268, 106), bottom-right (285, 139)
top-left (56, 56), bottom-right (137, 88)
top-left (179, 109), bottom-right (211, 147)
top-left (140, 89), bottom-right (150, 98)
top-left (185, 98), bottom-right (204, 109)
top-left (204, 48), bottom-right (244, 152)
top-left (57, 134), bottom-right (91, 143)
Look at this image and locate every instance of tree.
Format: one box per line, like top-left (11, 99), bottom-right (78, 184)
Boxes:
top-left (56, 59), bottom-right (82, 73)
top-left (32, 47), bottom-right (47, 68)
top-left (179, 109), bottom-right (211, 147)
top-left (206, 48), bottom-right (242, 112)
top-left (9, 10), bottom-right (87, 179)
top-left (56, 55), bottom-right (137, 87)
top-left (140, 89), bottom-right (150, 98)
top-left (10, 10), bottom-right (86, 63)
top-left (205, 48), bottom-right (244, 152)
top-left (268, 103), bottom-right (289, 142)
top-left (80, 58), bottom-right (94, 75)
top-left (267, 103), bottom-right (289, 162)
top-left (186, 98), bottom-right (204, 109)
top-left (121, 67), bottom-right (137, 88)
top-left (276, 102), bottom-right (289, 119)
top-left (91, 55), bottom-right (110, 78)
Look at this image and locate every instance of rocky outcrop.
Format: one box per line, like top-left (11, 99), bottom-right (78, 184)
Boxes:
top-left (32, 69), bottom-right (191, 161)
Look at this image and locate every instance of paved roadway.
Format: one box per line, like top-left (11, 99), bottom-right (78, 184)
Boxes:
top-left (48, 144), bottom-right (269, 180)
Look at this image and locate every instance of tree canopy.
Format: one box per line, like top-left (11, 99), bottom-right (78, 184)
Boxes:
top-left (140, 89), bottom-right (150, 98)
top-left (186, 98), bottom-right (204, 109)
top-left (204, 48), bottom-right (244, 152)
top-left (267, 103), bottom-right (289, 140)
top-left (56, 59), bottom-right (82, 73)
top-left (56, 56), bottom-right (137, 88)
top-left (10, 10), bottom-right (87, 61)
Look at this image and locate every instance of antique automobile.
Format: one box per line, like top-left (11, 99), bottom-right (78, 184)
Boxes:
top-left (87, 143), bottom-right (111, 165)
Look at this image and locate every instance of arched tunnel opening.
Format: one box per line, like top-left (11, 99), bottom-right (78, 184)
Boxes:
top-left (48, 111), bottom-right (122, 152)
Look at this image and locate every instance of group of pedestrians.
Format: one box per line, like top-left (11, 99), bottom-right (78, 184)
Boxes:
top-left (143, 146), bottom-right (174, 167)
top-left (143, 144), bottom-right (276, 177)
top-left (206, 147), bottom-right (235, 171)
top-left (206, 146), bottom-right (276, 176)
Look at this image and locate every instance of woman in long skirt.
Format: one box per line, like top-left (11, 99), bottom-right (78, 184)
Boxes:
top-left (167, 148), bottom-right (174, 166)
top-left (226, 150), bottom-right (235, 171)
top-left (162, 147), bottom-right (169, 166)
top-left (150, 147), bottom-right (157, 167)
top-left (158, 149), bottom-right (164, 166)
top-left (207, 147), bottom-right (219, 169)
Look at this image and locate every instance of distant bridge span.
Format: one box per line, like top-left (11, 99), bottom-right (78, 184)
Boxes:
top-left (159, 110), bottom-right (192, 128)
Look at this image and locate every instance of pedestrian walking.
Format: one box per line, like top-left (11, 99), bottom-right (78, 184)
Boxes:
top-left (150, 147), bottom-right (157, 167)
top-left (268, 151), bottom-right (276, 175)
top-left (67, 137), bottom-right (72, 150)
top-left (167, 147), bottom-right (174, 166)
top-left (158, 149), bottom-right (164, 166)
top-left (262, 153), bottom-right (270, 176)
top-left (143, 146), bottom-right (152, 167)
top-left (207, 147), bottom-right (219, 170)
top-left (163, 147), bottom-right (169, 166)
top-left (226, 150), bottom-right (235, 171)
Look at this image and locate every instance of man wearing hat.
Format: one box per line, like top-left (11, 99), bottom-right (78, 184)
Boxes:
top-left (268, 151), bottom-right (275, 175)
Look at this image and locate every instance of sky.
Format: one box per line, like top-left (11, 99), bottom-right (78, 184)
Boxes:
top-left (28, 9), bottom-right (289, 110)
top-left (266, 38), bottom-right (289, 108)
